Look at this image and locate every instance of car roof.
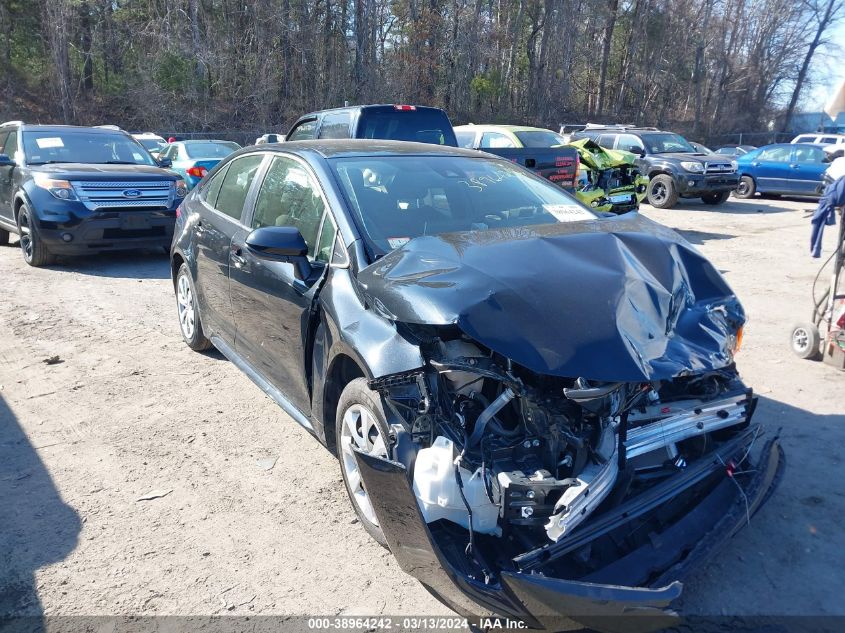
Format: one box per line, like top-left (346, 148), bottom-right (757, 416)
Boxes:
top-left (297, 104), bottom-right (446, 119)
top-left (17, 124), bottom-right (129, 134)
top-left (454, 124), bottom-right (557, 134)
top-left (256, 139), bottom-right (484, 159)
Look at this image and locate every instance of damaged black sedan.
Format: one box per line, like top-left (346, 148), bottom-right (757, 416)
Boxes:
top-left (171, 140), bottom-right (783, 631)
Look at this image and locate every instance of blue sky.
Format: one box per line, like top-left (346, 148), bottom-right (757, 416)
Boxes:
top-left (805, 18), bottom-right (845, 110)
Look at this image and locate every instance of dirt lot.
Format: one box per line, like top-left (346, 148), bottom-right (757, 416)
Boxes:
top-left (1, 195), bottom-right (843, 621)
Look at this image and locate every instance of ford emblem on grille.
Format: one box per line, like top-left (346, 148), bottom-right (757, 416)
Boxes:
top-left (123, 189), bottom-right (142, 198)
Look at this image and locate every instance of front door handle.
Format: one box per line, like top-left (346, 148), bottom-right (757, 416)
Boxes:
top-left (231, 247), bottom-right (246, 268)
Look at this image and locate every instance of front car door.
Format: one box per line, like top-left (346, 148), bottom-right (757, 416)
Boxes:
top-left (748, 145), bottom-right (793, 193)
top-left (789, 144), bottom-right (827, 195)
top-left (229, 153), bottom-right (337, 415)
top-left (286, 118), bottom-right (318, 141)
top-left (0, 128), bottom-right (18, 222)
top-left (480, 131), bottom-right (516, 149)
top-left (193, 153), bottom-right (265, 343)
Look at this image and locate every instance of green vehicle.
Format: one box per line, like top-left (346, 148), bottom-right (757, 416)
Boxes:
top-left (455, 125), bottom-right (647, 213)
top-left (568, 138), bottom-right (649, 214)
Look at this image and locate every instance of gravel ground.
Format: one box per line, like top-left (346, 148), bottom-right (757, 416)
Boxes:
top-left (0, 194), bottom-right (843, 622)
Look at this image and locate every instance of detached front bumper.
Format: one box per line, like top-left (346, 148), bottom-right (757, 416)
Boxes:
top-left (676, 173), bottom-right (740, 196)
top-left (353, 429), bottom-right (783, 633)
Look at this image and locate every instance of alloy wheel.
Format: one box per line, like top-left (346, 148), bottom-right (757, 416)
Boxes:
top-left (176, 273), bottom-right (196, 340)
top-left (19, 211), bottom-right (33, 263)
top-left (339, 403), bottom-right (389, 526)
top-left (792, 327), bottom-right (810, 354)
top-left (651, 182), bottom-right (667, 204)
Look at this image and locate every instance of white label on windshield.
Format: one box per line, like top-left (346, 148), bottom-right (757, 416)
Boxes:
top-left (35, 137), bottom-right (64, 148)
top-left (387, 237), bottom-right (411, 249)
top-left (543, 204), bottom-right (594, 222)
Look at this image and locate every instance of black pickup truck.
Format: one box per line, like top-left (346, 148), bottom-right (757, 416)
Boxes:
top-left (573, 126), bottom-right (739, 208)
top-left (0, 122), bottom-right (187, 266)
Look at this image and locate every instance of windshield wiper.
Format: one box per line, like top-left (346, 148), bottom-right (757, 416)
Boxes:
top-left (27, 160), bottom-right (69, 165)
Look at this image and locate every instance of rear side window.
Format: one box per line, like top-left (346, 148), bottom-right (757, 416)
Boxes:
top-left (596, 134), bottom-right (616, 148)
top-left (794, 136), bottom-right (816, 143)
top-left (480, 132), bottom-right (515, 149)
top-left (201, 164), bottom-right (229, 208)
top-left (455, 131), bottom-right (476, 148)
top-left (184, 142), bottom-right (240, 158)
top-left (357, 108), bottom-right (457, 146)
top-left (318, 112), bottom-right (352, 139)
top-left (821, 137), bottom-right (838, 144)
top-left (214, 154), bottom-right (264, 220)
top-left (288, 119), bottom-right (317, 141)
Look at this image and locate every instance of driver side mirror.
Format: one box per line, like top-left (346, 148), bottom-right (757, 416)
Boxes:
top-left (0, 153), bottom-right (15, 167)
top-left (158, 157), bottom-right (172, 168)
top-left (245, 226), bottom-right (313, 281)
top-left (627, 146), bottom-right (645, 157)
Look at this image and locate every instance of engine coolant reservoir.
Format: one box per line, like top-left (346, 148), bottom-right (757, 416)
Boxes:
top-left (412, 436), bottom-right (500, 535)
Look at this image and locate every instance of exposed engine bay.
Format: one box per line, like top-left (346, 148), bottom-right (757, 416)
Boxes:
top-left (370, 328), bottom-right (755, 565)
top-left (569, 138), bottom-right (649, 213)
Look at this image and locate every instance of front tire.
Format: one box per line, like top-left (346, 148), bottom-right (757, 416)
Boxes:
top-left (175, 263), bottom-right (212, 351)
top-left (17, 203), bottom-right (55, 267)
top-left (336, 377), bottom-right (390, 547)
top-left (734, 176), bottom-right (756, 199)
top-left (646, 174), bottom-right (679, 209)
top-left (701, 191), bottom-right (731, 205)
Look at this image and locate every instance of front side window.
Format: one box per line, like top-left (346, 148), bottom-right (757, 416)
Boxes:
top-left (794, 136), bottom-right (816, 143)
top-left (639, 133), bottom-right (696, 154)
top-left (288, 119), bottom-right (317, 141)
top-left (252, 155), bottom-right (327, 257)
top-left (22, 130), bottom-right (156, 166)
top-left (2, 130), bottom-right (18, 160)
top-left (758, 146), bottom-right (791, 162)
top-left (794, 146), bottom-right (824, 163)
top-left (513, 130), bottom-right (567, 148)
top-left (318, 112), bottom-right (352, 139)
top-left (214, 154), bottom-right (264, 220)
top-left (330, 155), bottom-right (596, 257)
top-left (616, 133), bottom-right (645, 152)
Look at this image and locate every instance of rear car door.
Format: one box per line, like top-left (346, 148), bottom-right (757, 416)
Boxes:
top-left (229, 153), bottom-right (336, 415)
top-left (789, 145), bottom-right (827, 195)
top-left (748, 145), bottom-right (793, 193)
top-left (193, 153), bottom-right (265, 344)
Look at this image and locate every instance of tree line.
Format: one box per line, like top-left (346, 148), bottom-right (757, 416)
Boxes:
top-left (0, 0), bottom-right (841, 142)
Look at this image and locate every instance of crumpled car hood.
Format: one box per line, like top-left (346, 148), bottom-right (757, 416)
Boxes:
top-left (356, 213), bottom-right (744, 382)
top-left (567, 138), bottom-right (638, 170)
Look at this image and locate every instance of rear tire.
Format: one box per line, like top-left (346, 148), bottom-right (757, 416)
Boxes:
top-left (701, 191), bottom-right (730, 205)
top-left (646, 174), bottom-right (679, 209)
top-left (791, 322), bottom-right (821, 360)
top-left (175, 263), bottom-right (212, 351)
top-left (336, 377), bottom-right (390, 547)
top-left (734, 176), bottom-right (756, 199)
top-left (17, 203), bottom-right (55, 267)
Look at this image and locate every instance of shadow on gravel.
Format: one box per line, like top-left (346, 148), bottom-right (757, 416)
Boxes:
top-left (50, 250), bottom-right (170, 280)
top-left (676, 229), bottom-right (737, 245)
top-left (647, 198), bottom-right (801, 215)
top-left (0, 396), bottom-right (80, 627)
top-left (676, 394), bottom-right (845, 617)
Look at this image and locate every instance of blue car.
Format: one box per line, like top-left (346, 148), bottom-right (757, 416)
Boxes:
top-left (734, 143), bottom-right (827, 198)
top-left (158, 140), bottom-right (241, 189)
